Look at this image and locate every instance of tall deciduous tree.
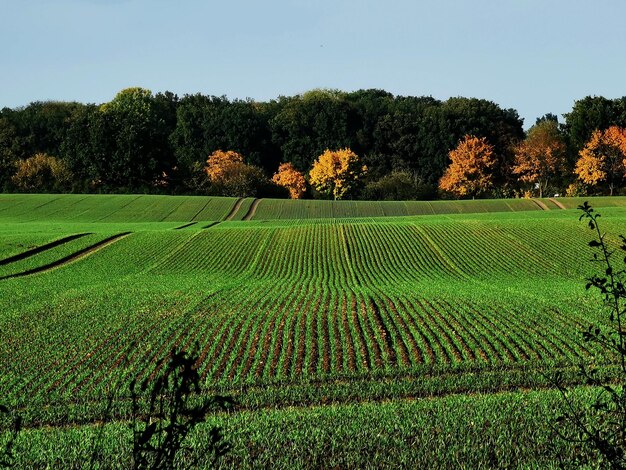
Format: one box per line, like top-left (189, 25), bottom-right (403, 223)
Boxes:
top-left (309, 148), bottom-right (366, 200)
top-left (272, 163), bottom-right (306, 199)
top-left (439, 135), bottom-right (496, 198)
top-left (440, 98), bottom-right (524, 192)
top-left (513, 120), bottom-right (567, 197)
top-left (575, 126), bottom-right (626, 195)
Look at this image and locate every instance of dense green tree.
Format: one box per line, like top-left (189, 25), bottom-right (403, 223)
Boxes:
top-left (170, 94), bottom-right (229, 171)
top-left (535, 113), bottom-right (559, 125)
top-left (97, 87), bottom-right (174, 188)
top-left (7, 101), bottom-right (85, 159)
top-left (344, 89), bottom-right (394, 157)
top-left (4, 87), bottom-right (618, 199)
top-left (61, 104), bottom-right (110, 187)
top-left (364, 170), bottom-right (436, 200)
top-left (62, 89), bottom-right (177, 190)
top-left (269, 89), bottom-right (359, 172)
top-left (563, 96), bottom-right (626, 158)
top-left (372, 97), bottom-right (448, 183)
top-left (170, 95), bottom-right (277, 184)
top-left (0, 115), bottom-right (20, 189)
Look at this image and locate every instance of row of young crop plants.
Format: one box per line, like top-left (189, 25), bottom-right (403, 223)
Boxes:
top-left (0, 216), bottom-right (592, 287)
top-left (251, 197), bottom-right (546, 220)
top-left (4, 194), bottom-right (626, 225)
top-left (0, 211), bottom-right (611, 430)
top-left (0, 216), bottom-right (601, 398)
top-left (0, 273), bottom-right (606, 411)
top-left (0, 194), bottom-right (238, 223)
top-left (150, 217), bottom-right (593, 284)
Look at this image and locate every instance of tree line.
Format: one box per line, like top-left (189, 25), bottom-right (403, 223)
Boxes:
top-left (1, 88), bottom-right (626, 199)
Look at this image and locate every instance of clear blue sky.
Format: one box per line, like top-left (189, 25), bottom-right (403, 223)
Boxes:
top-left (2, 0), bottom-right (625, 127)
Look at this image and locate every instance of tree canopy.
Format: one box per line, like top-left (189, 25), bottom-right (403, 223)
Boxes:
top-left (309, 148), bottom-right (367, 200)
top-left (439, 135), bottom-right (497, 198)
top-left (575, 126), bottom-right (626, 195)
top-left (513, 120), bottom-right (567, 197)
top-left (3, 88), bottom-right (626, 198)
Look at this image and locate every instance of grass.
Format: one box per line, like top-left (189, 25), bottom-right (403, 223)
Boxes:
top-left (1, 194), bottom-right (623, 466)
top-left (3, 387), bottom-right (601, 468)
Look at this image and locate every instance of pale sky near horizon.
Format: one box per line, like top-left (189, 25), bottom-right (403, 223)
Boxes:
top-left (1, 0), bottom-right (625, 127)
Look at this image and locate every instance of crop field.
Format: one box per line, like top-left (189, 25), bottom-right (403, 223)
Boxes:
top-left (2, 194), bottom-right (626, 467)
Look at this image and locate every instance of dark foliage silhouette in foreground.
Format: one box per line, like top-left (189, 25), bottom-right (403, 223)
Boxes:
top-left (555, 202), bottom-right (626, 469)
top-left (2, 346), bottom-right (233, 469)
top-left (0, 404), bottom-right (21, 468)
top-left (129, 346), bottom-right (235, 469)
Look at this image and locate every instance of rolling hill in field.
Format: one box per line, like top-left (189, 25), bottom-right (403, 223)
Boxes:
top-left (2, 194), bottom-right (626, 467)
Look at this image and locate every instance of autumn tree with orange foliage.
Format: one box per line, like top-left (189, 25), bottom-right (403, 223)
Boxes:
top-left (439, 135), bottom-right (496, 198)
top-left (512, 120), bottom-right (566, 197)
top-left (575, 126), bottom-right (626, 195)
top-left (272, 163), bottom-right (306, 199)
top-left (309, 148), bottom-right (367, 200)
top-left (205, 150), bottom-right (245, 183)
top-left (204, 149), bottom-right (268, 197)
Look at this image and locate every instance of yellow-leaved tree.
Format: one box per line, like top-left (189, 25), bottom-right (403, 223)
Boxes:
top-left (512, 120), bottom-right (566, 198)
top-left (12, 153), bottom-right (73, 192)
top-left (439, 135), bottom-right (496, 198)
top-left (272, 163), bottom-right (306, 199)
top-left (575, 126), bottom-right (626, 195)
top-left (309, 148), bottom-right (366, 200)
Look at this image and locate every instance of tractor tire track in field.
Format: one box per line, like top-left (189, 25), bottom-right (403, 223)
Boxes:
top-left (0, 233), bottom-right (91, 266)
top-left (549, 197), bottom-right (566, 209)
top-left (189, 197), bottom-right (213, 222)
top-left (173, 222), bottom-right (197, 230)
top-left (242, 198), bottom-right (261, 221)
top-left (531, 199), bottom-right (550, 211)
top-left (0, 232), bottom-right (131, 280)
top-left (224, 197), bottom-right (244, 221)
top-left (202, 221), bottom-right (220, 229)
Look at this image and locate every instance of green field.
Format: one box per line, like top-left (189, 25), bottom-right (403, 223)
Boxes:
top-left (2, 194), bottom-right (626, 467)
